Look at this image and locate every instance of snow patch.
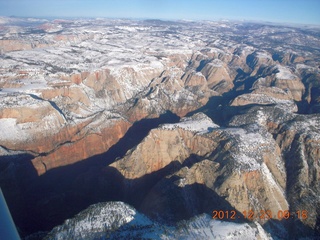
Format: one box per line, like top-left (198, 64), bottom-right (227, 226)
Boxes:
top-left (161, 113), bottom-right (219, 134)
top-left (275, 65), bottom-right (297, 80)
top-left (0, 118), bottom-right (27, 142)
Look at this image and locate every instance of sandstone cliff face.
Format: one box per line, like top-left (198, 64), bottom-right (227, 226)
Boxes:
top-left (32, 118), bottom-right (131, 175)
top-left (108, 113), bottom-right (288, 226)
top-left (104, 74), bottom-right (319, 238)
top-left (0, 94), bottom-right (67, 153)
top-left (0, 58), bottom-right (166, 174)
top-left (276, 115), bottom-right (320, 229)
top-left (110, 126), bottom-right (216, 179)
top-left (200, 60), bottom-right (233, 93)
top-left (0, 39), bottom-right (35, 52)
top-left (227, 102), bottom-right (320, 233)
top-left (246, 65), bottom-right (304, 101)
top-left (274, 51), bottom-right (305, 65)
top-left (0, 91), bottom-right (132, 175)
top-left (230, 86), bottom-right (298, 112)
top-left (246, 51), bottom-right (274, 74)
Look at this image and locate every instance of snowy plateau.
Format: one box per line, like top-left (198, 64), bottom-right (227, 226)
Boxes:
top-left (0, 17), bottom-right (319, 239)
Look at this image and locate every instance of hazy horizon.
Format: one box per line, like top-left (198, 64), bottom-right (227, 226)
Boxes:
top-left (0, 0), bottom-right (319, 25)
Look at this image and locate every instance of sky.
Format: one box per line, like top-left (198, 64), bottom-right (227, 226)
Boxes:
top-left (0, 0), bottom-right (319, 25)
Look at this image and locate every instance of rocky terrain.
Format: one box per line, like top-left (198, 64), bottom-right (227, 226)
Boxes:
top-left (0, 17), bottom-right (319, 239)
top-left (40, 201), bottom-right (270, 240)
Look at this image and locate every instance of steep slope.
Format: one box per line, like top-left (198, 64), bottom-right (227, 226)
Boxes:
top-left (228, 96), bottom-right (320, 236)
top-left (107, 113), bottom-right (289, 225)
top-left (42, 201), bottom-right (270, 240)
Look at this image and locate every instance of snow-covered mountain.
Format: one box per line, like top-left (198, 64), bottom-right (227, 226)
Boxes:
top-left (42, 201), bottom-right (271, 240)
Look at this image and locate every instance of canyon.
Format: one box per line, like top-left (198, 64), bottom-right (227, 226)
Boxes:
top-left (0, 17), bottom-right (319, 239)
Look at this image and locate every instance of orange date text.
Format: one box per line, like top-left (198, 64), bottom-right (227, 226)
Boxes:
top-left (212, 210), bottom-right (308, 221)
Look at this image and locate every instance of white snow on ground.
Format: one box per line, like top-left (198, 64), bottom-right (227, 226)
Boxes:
top-left (208, 58), bottom-right (224, 68)
top-left (296, 64), bottom-right (315, 70)
top-left (283, 115), bottom-right (320, 144)
top-left (220, 127), bottom-right (271, 171)
top-left (256, 51), bottom-right (272, 60)
top-left (291, 115), bottom-right (320, 133)
top-left (275, 65), bottom-right (297, 80)
top-left (224, 127), bottom-right (268, 148)
top-left (0, 93), bottom-right (44, 109)
top-left (206, 47), bottom-right (225, 54)
top-left (0, 118), bottom-right (28, 142)
top-left (195, 71), bottom-right (204, 77)
top-left (233, 93), bottom-right (296, 107)
top-left (0, 113), bottom-right (63, 143)
top-left (45, 202), bottom-right (271, 240)
top-left (0, 78), bottom-right (48, 95)
top-left (45, 202), bottom-right (138, 240)
top-left (162, 114), bottom-right (277, 171)
top-left (161, 113), bottom-right (219, 134)
top-left (168, 214), bottom-right (271, 240)
top-left (232, 153), bottom-right (261, 171)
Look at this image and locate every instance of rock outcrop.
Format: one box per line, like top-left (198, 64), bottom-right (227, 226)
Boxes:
top-left (43, 201), bottom-right (270, 240)
top-left (108, 113), bottom-right (289, 227)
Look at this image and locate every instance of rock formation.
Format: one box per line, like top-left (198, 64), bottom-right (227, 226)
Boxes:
top-left (43, 201), bottom-right (270, 240)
